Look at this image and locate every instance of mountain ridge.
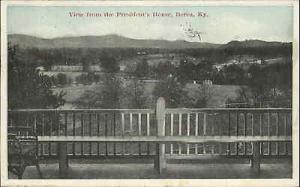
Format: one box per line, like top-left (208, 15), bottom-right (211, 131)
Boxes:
top-left (8, 34), bottom-right (291, 49)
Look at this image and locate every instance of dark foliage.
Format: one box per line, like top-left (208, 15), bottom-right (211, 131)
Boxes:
top-left (134, 58), bottom-right (149, 78)
top-left (75, 74), bottom-right (122, 108)
top-left (153, 76), bottom-right (187, 108)
top-left (99, 52), bottom-right (120, 73)
top-left (8, 44), bottom-right (65, 109)
top-left (225, 61), bottom-right (292, 108)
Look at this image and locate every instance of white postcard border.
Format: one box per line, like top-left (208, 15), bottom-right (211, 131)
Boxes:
top-left (1, 1), bottom-right (299, 187)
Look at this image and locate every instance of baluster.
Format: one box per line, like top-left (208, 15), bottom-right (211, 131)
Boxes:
top-left (57, 112), bottom-right (61, 136)
top-left (121, 113), bottom-right (125, 136)
top-left (284, 113), bottom-right (288, 155)
top-left (42, 113), bottom-right (45, 136)
top-left (129, 113), bottom-right (134, 155)
top-left (138, 113), bottom-right (142, 136)
top-left (113, 113), bottom-right (116, 155)
top-left (203, 113), bottom-right (207, 154)
top-left (105, 113), bottom-right (108, 156)
top-left (259, 112), bottom-right (263, 155)
top-left (121, 113), bottom-right (125, 155)
top-left (52, 111), bottom-right (59, 155)
top-left (138, 113), bottom-right (142, 155)
top-left (187, 113), bottom-right (190, 155)
top-left (34, 113), bottom-right (41, 156)
top-left (244, 112), bottom-right (247, 155)
top-left (64, 112), bottom-right (68, 136)
top-left (276, 112), bottom-right (279, 155)
top-left (251, 113), bottom-right (254, 155)
top-left (146, 113), bottom-right (150, 136)
top-left (97, 113), bottom-right (100, 156)
top-left (195, 113), bottom-right (198, 155)
top-left (251, 113), bottom-right (254, 136)
top-left (212, 114), bottom-right (215, 135)
top-left (81, 113), bottom-right (84, 155)
top-left (227, 111), bottom-right (231, 155)
top-left (72, 112), bottom-right (76, 156)
top-left (89, 113), bottom-right (92, 155)
top-left (42, 113), bottom-right (45, 156)
top-left (236, 112), bottom-right (239, 155)
top-left (178, 113), bottom-right (182, 155)
top-left (218, 113), bottom-right (222, 154)
top-left (129, 113), bottom-right (133, 132)
top-left (64, 112), bottom-right (68, 157)
top-left (212, 114), bottom-right (215, 154)
top-left (170, 113), bottom-right (174, 155)
top-left (146, 113), bottom-right (150, 155)
top-left (267, 112), bottom-right (271, 155)
top-left (49, 113), bottom-right (52, 156)
top-left (26, 113), bottom-right (29, 136)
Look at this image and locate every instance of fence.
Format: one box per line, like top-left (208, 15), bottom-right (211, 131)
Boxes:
top-left (8, 97), bottom-right (292, 176)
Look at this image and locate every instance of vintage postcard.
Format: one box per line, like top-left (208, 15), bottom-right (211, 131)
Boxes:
top-left (1, 1), bottom-right (299, 186)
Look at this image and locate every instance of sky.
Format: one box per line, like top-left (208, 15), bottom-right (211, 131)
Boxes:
top-left (7, 6), bottom-right (293, 44)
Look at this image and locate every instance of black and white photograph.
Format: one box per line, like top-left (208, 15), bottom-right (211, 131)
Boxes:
top-left (1, 1), bottom-right (299, 186)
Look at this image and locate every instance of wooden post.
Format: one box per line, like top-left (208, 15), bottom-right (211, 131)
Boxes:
top-left (251, 141), bottom-right (260, 176)
top-left (154, 97), bottom-right (166, 174)
top-left (58, 142), bottom-right (68, 178)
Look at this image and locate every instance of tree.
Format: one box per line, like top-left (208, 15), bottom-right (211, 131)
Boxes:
top-left (54, 73), bottom-right (68, 86)
top-left (134, 58), bottom-right (149, 78)
top-left (195, 60), bottom-right (213, 81)
top-left (155, 61), bottom-right (175, 79)
top-left (183, 83), bottom-right (213, 108)
top-left (124, 78), bottom-right (147, 108)
top-left (75, 74), bottom-right (122, 108)
top-left (226, 62), bottom-right (292, 108)
top-left (222, 64), bottom-right (246, 85)
top-left (153, 76), bottom-right (186, 107)
top-left (176, 58), bottom-right (198, 83)
top-left (100, 52), bottom-right (119, 73)
top-left (8, 44), bottom-right (65, 109)
top-left (82, 60), bottom-right (90, 72)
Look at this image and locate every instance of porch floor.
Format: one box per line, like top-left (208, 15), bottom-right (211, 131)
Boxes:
top-left (9, 158), bottom-right (292, 179)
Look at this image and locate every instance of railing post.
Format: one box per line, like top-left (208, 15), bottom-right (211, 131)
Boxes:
top-left (251, 141), bottom-right (260, 176)
top-left (58, 142), bottom-right (69, 178)
top-left (154, 97), bottom-right (166, 174)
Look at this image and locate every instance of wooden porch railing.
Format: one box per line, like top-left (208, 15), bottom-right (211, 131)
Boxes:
top-left (8, 109), bottom-right (156, 157)
top-left (8, 97), bottom-right (292, 177)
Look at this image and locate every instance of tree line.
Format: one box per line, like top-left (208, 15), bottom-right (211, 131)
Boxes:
top-left (8, 44), bottom-right (292, 109)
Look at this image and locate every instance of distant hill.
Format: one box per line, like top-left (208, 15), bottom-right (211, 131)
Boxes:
top-left (220, 39), bottom-right (291, 49)
top-left (8, 34), bottom-right (221, 49)
top-left (8, 34), bottom-right (292, 67)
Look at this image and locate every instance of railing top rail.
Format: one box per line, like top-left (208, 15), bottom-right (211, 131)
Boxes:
top-left (8, 108), bottom-right (292, 114)
top-left (8, 108), bottom-right (155, 113)
top-left (37, 135), bottom-right (292, 143)
top-left (165, 108), bottom-right (292, 113)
